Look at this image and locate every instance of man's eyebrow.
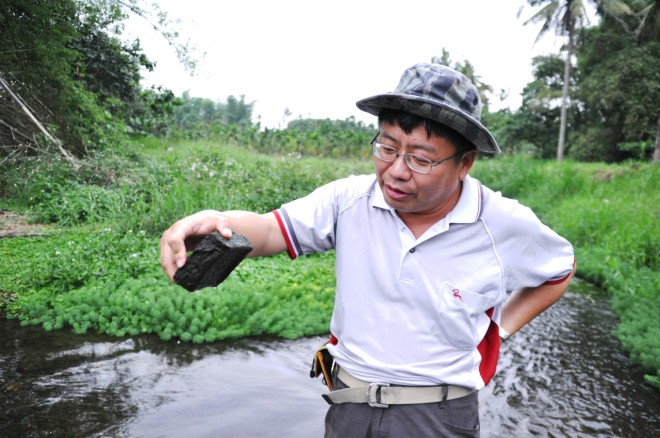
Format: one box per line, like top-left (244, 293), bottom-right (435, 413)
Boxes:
top-left (409, 143), bottom-right (436, 154)
top-left (378, 131), bottom-right (398, 144)
top-left (380, 132), bottom-right (436, 153)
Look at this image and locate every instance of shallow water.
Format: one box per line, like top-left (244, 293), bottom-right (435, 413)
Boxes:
top-left (1, 282), bottom-right (658, 437)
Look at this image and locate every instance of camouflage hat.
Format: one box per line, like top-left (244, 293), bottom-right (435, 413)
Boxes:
top-left (356, 63), bottom-right (500, 154)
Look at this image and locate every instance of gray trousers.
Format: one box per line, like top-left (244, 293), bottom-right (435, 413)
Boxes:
top-left (324, 369), bottom-right (480, 438)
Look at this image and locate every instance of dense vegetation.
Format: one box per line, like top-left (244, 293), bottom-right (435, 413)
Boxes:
top-left (1, 0), bottom-right (659, 165)
top-left (0, 140), bottom-right (364, 342)
top-left (1, 139), bottom-right (658, 387)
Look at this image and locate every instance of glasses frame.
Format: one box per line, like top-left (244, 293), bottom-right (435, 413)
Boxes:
top-left (370, 132), bottom-right (461, 174)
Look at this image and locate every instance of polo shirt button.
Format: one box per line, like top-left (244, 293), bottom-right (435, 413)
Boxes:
top-left (409, 248), bottom-right (415, 253)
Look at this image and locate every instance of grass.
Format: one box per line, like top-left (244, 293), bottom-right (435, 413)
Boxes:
top-left (0, 139), bottom-right (658, 387)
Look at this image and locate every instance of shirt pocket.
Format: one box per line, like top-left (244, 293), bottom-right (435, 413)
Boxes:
top-left (433, 283), bottom-right (496, 349)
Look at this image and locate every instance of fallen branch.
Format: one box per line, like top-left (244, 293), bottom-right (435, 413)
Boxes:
top-left (0, 74), bottom-right (79, 169)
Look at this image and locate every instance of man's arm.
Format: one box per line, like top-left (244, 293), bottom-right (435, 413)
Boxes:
top-left (500, 265), bottom-right (576, 337)
top-left (160, 209), bottom-right (287, 282)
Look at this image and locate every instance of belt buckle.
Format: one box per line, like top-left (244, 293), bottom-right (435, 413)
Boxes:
top-left (367, 382), bottom-right (389, 408)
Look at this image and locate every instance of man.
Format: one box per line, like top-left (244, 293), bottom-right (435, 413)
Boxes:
top-left (160, 63), bottom-right (575, 437)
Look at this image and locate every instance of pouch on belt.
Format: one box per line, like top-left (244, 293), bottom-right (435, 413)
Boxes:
top-left (310, 344), bottom-right (334, 391)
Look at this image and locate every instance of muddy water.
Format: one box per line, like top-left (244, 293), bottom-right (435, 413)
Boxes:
top-left (1, 282), bottom-right (659, 437)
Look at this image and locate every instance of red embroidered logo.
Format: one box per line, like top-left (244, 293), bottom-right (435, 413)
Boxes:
top-left (453, 289), bottom-right (464, 302)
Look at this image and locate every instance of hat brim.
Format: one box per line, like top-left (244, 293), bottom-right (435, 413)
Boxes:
top-left (356, 93), bottom-right (500, 154)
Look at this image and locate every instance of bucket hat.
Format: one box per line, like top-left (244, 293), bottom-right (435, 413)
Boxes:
top-left (356, 63), bottom-right (500, 153)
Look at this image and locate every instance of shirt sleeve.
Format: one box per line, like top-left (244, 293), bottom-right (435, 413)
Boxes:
top-left (487, 196), bottom-right (575, 291)
top-left (274, 178), bottom-right (345, 259)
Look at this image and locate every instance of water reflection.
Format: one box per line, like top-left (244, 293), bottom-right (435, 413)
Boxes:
top-left (1, 281), bottom-right (658, 437)
top-left (1, 321), bottom-right (328, 438)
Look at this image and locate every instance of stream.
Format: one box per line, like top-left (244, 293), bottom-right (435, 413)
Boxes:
top-left (1, 280), bottom-right (658, 437)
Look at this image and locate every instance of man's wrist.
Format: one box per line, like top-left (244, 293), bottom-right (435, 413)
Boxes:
top-left (499, 326), bottom-right (510, 342)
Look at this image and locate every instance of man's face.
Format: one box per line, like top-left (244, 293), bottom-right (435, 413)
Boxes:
top-left (374, 122), bottom-right (475, 222)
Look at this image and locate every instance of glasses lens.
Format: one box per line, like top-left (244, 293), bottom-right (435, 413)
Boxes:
top-left (373, 143), bottom-right (396, 162)
top-left (406, 154), bottom-right (433, 173)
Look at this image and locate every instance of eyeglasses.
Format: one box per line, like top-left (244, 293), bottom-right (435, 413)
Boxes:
top-left (370, 132), bottom-right (460, 174)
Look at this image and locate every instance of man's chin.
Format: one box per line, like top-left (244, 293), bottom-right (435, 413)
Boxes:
top-left (384, 196), bottom-right (413, 212)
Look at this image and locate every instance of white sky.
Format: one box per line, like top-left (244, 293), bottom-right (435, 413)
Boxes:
top-left (125, 0), bottom-right (573, 129)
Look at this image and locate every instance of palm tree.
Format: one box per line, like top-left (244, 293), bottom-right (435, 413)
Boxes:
top-left (519, 0), bottom-right (632, 161)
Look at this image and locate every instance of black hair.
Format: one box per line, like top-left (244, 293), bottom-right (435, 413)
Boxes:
top-left (377, 109), bottom-right (476, 161)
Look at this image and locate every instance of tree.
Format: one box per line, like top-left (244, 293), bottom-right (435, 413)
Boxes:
top-left (595, 0), bottom-right (660, 163)
top-left (225, 95), bottom-right (255, 126)
top-left (520, 0), bottom-right (632, 161)
top-left (167, 93), bottom-right (255, 138)
top-left (574, 4), bottom-right (660, 162)
top-left (596, 0), bottom-right (659, 43)
top-left (0, 0), bottom-right (192, 163)
top-left (0, 0), bottom-right (85, 160)
top-left (499, 55), bottom-right (571, 158)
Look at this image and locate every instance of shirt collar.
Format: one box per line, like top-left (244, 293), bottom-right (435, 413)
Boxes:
top-left (447, 175), bottom-right (482, 224)
top-left (372, 179), bottom-right (391, 210)
top-left (371, 174), bottom-right (482, 224)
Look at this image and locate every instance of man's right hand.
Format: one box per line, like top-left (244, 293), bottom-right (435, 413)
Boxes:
top-left (159, 209), bottom-right (287, 283)
top-left (160, 210), bottom-right (233, 282)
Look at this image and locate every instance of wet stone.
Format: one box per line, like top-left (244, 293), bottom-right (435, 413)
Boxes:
top-left (174, 232), bottom-right (252, 292)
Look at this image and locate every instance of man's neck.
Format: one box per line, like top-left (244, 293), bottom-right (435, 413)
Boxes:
top-left (396, 183), bottom-right (463, 239)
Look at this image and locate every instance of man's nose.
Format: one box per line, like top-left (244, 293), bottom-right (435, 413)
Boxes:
top-left (388, 153), bottom-right (412, 178)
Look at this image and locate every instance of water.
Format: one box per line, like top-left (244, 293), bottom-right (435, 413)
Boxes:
top-left (1, 282), bottom-right (658, 437)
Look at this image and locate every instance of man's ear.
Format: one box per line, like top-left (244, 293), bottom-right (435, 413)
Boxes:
top-left (459, 151), bottom-right (477, 181)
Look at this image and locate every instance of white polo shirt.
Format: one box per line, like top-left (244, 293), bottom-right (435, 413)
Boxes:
top-left (274, 174), bottom-right (574, 390)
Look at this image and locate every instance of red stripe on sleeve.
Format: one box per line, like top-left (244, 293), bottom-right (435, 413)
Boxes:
top-left (543, 257), bottom-right (576, 285)
top-left (272, 209), bottom-right (297, 260)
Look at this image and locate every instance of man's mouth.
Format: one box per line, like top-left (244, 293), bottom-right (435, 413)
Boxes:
top-left (385, 184), bottom-right (411, 201)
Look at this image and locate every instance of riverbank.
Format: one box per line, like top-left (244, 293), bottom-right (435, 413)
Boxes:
top-left (1, 138), bottom-right (658, 387)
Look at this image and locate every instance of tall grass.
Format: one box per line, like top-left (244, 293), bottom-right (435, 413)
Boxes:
top-left (1, 141), bottom-right (657, 387)
top-left (2, 139), bottom-right (371, 233)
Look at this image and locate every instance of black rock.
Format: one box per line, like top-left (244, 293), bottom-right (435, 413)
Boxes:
top-left (173, 232), bottom-right (252, 292)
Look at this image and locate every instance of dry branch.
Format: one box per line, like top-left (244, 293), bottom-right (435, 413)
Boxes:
top-left (0, 74), bottom-right (79, 169)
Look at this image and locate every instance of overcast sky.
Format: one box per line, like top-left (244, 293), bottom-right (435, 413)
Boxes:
top-left (125, 0), bottom-right (577, 128)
